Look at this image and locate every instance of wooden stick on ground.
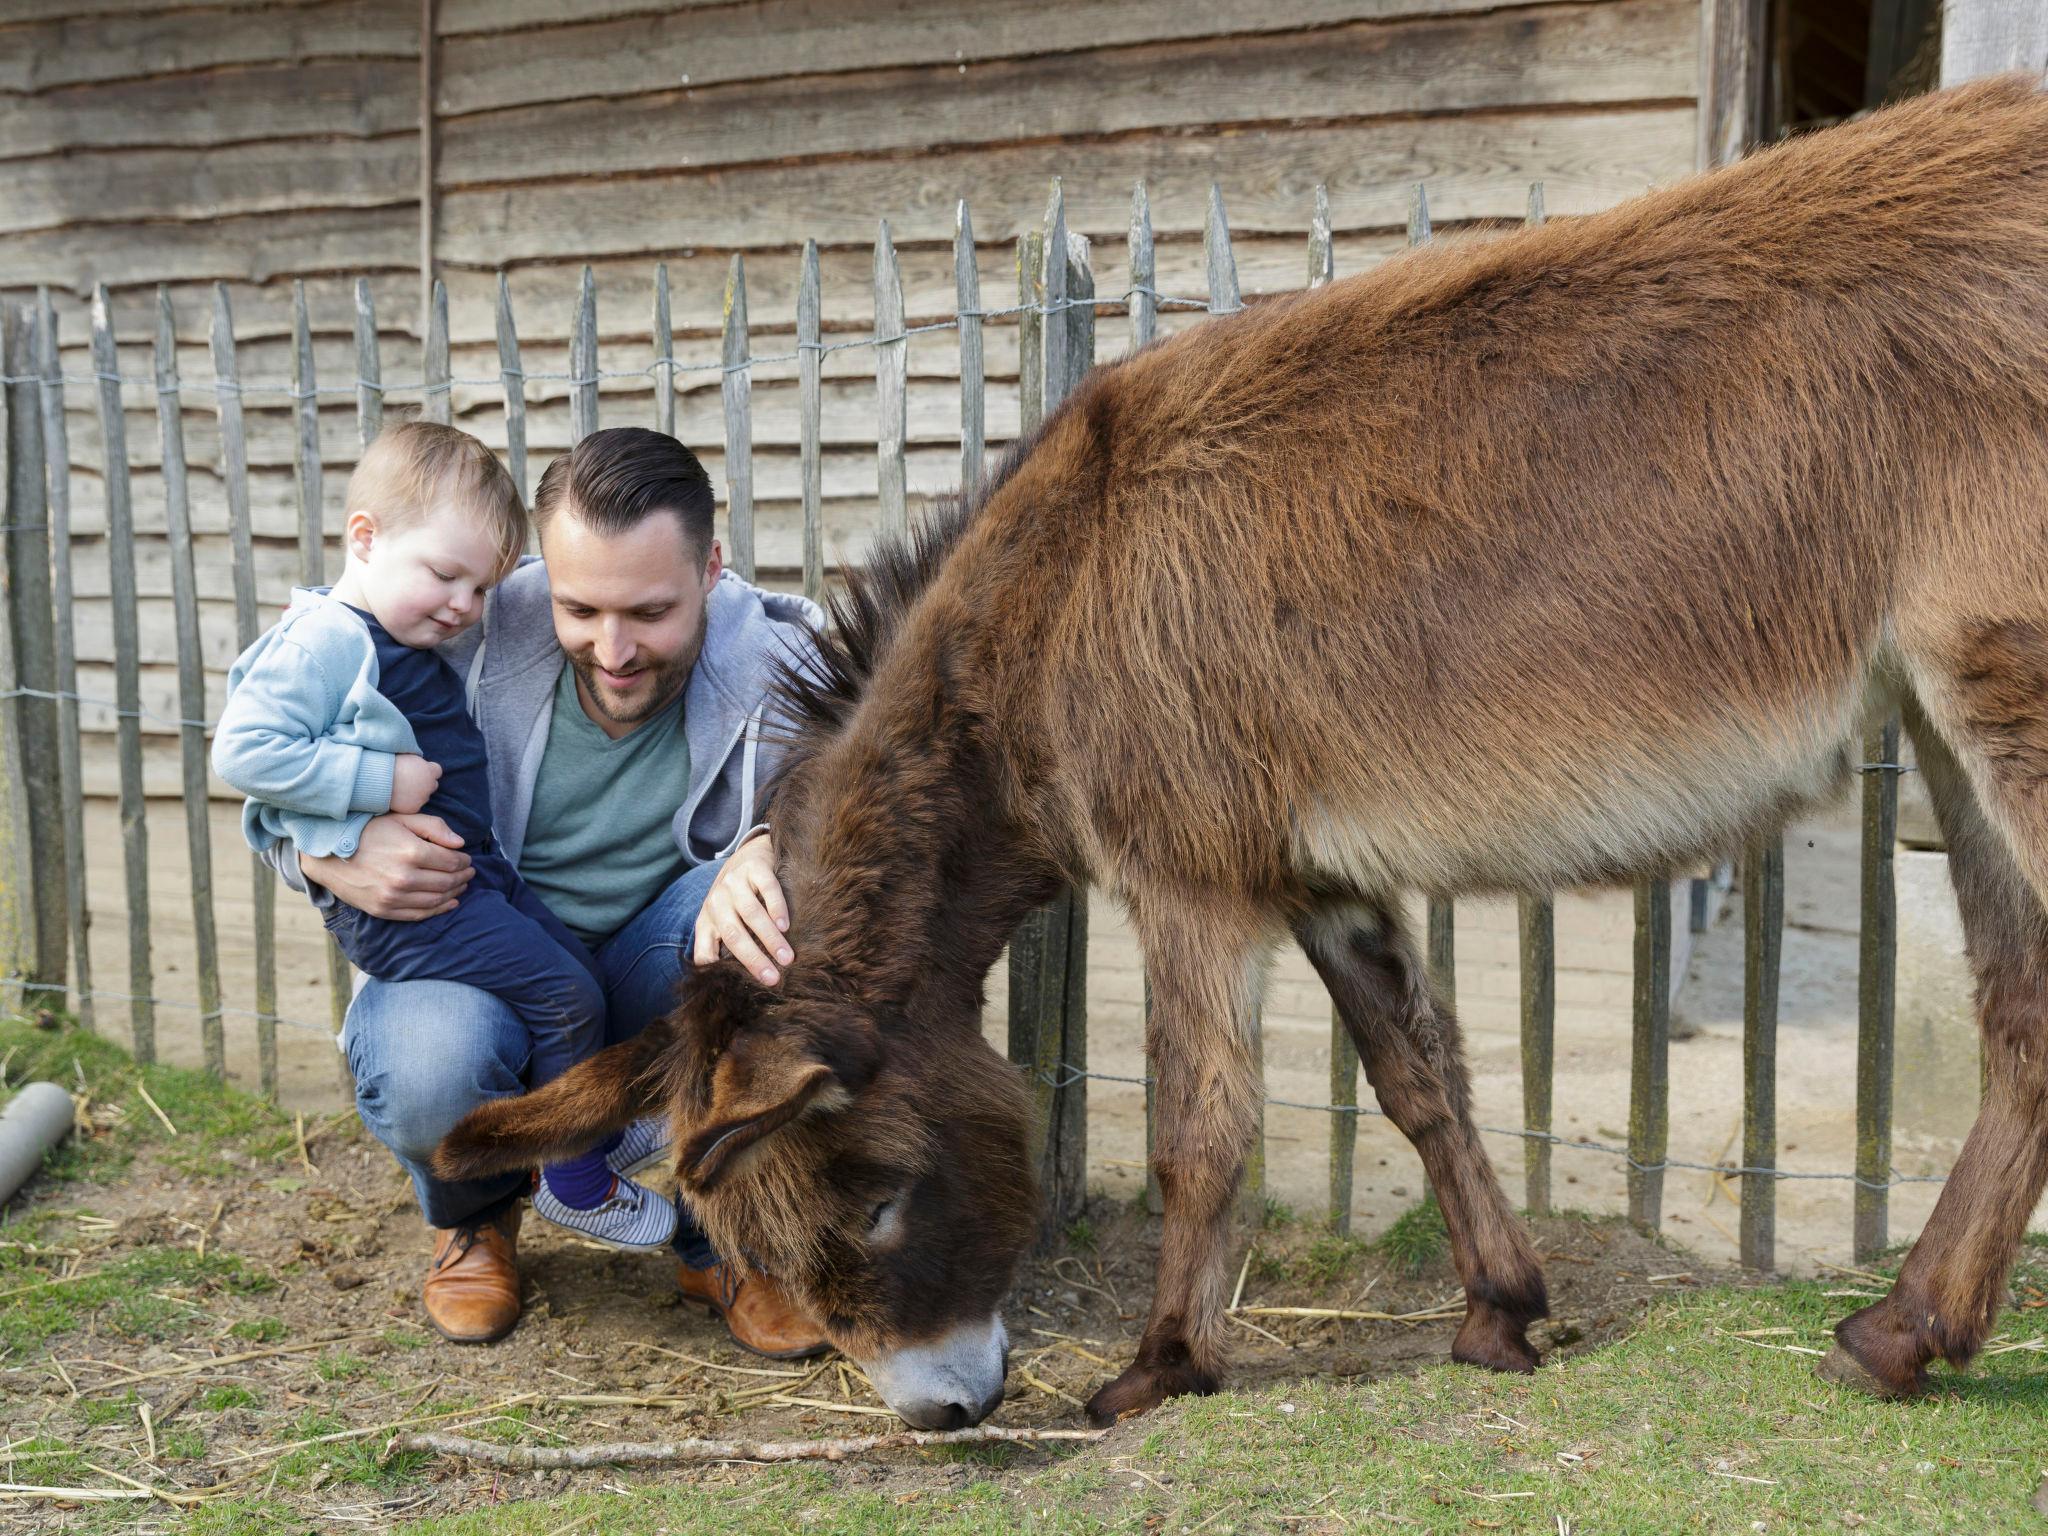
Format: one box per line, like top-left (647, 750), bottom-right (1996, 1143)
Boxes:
top-left (394, 1425), bottom-right (1107, 1470)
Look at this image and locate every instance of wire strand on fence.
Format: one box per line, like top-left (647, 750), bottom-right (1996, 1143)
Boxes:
top-left (0, 288), bottom-right (1237, 401)
top-left (11, 978), bottom-right (332, 1038)
top-left (1035, 1064), bottom-right (1948, 1192)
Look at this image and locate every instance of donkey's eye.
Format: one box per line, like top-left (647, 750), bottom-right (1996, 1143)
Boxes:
top-left (868, 1199), bottom-right (893, 1230)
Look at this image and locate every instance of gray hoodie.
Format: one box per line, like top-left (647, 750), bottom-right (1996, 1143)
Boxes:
top-left (269, 557), bottom-right (824, 908)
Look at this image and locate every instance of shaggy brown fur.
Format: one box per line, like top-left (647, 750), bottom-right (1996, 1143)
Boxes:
top-left (442, 74), bottom-right (2048, 1421)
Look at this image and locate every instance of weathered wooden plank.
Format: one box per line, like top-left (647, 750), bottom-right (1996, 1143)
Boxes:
top-left (873, 223), bottom-right (907, 539)
top-left (495, 274), bottom-right (529, 508)
top-left (1941, 0), bottom-right (2048, 82)
top-left (422, 280), bottom-right (452, 427)
top-left (0, 309), bottom-right (28, 1009)
top-left (154, 288), bottom-right (224, 1078)
top-left (2, 4), bottom-right (414, 93)
top-left (353, 278), bottom-right (385, 451)
top-left (210, 286), bottom-right (277, 1096)
top-left (437, 0), bottom-right (1698, 187)
top-left (1200, 187), bottom-right (1262, 1219)
top-left (1305, 185), bottom-right (1354, 1231)
top-left (955, 201), bottom-right (984, 503)
top-left (0, 135), bottom-right (421, 240)
top-left (796, 242), bottom-right (823, 605)
top-left (1741, 833), bottom-right (1783, 1271)
top-left (34, 293), bottom-right (94, 1030)
top-left (1698, 0), bottom-right (1767, 169)
top-left (290, 283), bottom-right (326, 586)
top-left (3, 299), bottom-right (68, 995)
top-left (570, 267), bottom-right (598, 443)
top-left (1517, 891), bottom-right (1555, 1215)
top-left (1628, 876), bottom-right (1672, 1232)
top-left (1128, 182), bottom-right (1156, 355)
top-left (0, 209), bottom-right (400, 299)
top-left (437, 0), bottom-right (1613, 104)
top-left (1016, 231), bottom-right (1042, 437)
top-left (0, 58), bottom-right (415, 159)
top-left (1855, 717), bottom-right (1900, 1262)
top-left (1041, 183), bottom-right (1070, 409)
top-left (89, 286), bottom-right (154, 1060)
top-left (721, 256), bottom-right (755, 581)
top-left (650, 264), bottom-right (674, 441)
top-left (433, 107), bottom-right (1699, 266)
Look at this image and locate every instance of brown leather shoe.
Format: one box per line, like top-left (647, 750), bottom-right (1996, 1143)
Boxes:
top-left (676, 1257), bottom-right (829, 1360)
top-left (423, 1204), bottom-right (523, 1344)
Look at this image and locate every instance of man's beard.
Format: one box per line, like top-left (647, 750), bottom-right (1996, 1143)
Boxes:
top-left (568, 604), bottom-right (707, 728)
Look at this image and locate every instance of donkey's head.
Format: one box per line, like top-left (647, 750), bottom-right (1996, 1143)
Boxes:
top-left (433, 957), bottom-right (1037, 1429)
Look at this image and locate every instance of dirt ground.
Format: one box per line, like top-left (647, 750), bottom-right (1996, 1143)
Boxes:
top-left (0, 1107), bottom-right (1730, 1531)
top-left (65, 793), bottom-right (2000, 1279)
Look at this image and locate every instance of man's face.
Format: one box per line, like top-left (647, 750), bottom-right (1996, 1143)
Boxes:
top-left (541, 507), bottom-right (720, 730)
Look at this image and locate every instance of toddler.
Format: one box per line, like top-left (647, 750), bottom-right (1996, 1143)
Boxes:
top-left (212, 421), bottom-right (675, 1251)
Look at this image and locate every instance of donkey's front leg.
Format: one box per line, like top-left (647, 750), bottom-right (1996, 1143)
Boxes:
top-left (1086, 896), bottom-right (1269, 1426)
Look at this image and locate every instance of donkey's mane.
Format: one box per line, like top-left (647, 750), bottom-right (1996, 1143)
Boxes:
top-left (766, 428), bottom-right (1043, 752)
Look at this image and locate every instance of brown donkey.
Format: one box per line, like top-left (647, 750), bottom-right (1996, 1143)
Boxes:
top-left (440, 74), bottom-right (2048, 1424)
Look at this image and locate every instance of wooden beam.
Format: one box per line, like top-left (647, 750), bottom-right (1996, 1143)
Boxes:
top-left (1697, 0), bottom-right (1766, 168)
top-left (1941, 0), bottom-right (2048, 84)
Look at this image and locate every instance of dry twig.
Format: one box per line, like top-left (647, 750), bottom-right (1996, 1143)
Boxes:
top-left (393, 1424), bottom-right (1105, 1469)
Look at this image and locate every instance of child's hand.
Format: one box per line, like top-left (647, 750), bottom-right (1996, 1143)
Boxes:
top-left (390, 754), bottom-right (442, 814)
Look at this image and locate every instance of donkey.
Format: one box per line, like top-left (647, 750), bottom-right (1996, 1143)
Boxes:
top-left (439, 73), bottom-right (2048, 1426)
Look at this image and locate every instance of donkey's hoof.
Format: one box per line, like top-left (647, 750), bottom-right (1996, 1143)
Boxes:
top-left (1085, 1360), bottom-right (1218, 1427)
top-left (1817, 1343), bottom-right (1925, 1401)
top-left (1452, 1306), bottom-right (1540, 1375)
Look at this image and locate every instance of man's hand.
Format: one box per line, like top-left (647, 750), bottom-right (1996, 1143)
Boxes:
top-left (300, 813), bottom-right (474, 921)
top-left (694, 830), bottom-right (794, 986)
top-left (390, 754), bottom-right (442, 815)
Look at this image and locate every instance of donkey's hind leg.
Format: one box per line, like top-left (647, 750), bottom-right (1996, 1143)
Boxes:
top-left (1295, 900), bottom-right (1548, 1373)
top-left (1827, 667), bottom-right (2048, 1396)
top-left (1085, 891), bottom-right (1271, 1426)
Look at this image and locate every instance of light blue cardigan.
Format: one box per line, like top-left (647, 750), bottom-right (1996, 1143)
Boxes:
top-left (210, 593), bottom-right (422, 860)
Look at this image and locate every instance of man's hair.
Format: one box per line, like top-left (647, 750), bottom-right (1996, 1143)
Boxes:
top-left (531, 427), bottom-right (716, 561)
top-left (345, 420), bottom-right (526, 576)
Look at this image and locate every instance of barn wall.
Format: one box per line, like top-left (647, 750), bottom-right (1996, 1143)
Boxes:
top-left (0, 0), bottom-right (1705, 1080)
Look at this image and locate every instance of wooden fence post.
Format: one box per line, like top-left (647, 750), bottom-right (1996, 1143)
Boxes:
top-left (212, 286), bottom-right (278, 1097)
top-left (293, 283), bottom-right (354, 1057)
top-left (354, 280), bottom-right (383, 445)
top-left (797, 241), bottom-right (824, 604)
top-left (89, 287), bottom-right (154, 1060)
top-left (723, 256), bottom-right (755, 582)
top-left (498, 274), bottom-right (528, 506)
top-left (155, 290), bottom-right (224, 1079)
top-left (955, 201), bottom-right (984, 505)
top-left (1629, 877), bottom-right (1672, 1232)
top-left (1304, 186), bottom-right (1359, 1235)
top-left (571, 267), bottom-right (598, 443)
top-left (1741, 833), bottom-right (1784, 1271)
top-left (1129, 180), bottom-right (1165, 1219)
top-left (2, 301), bottom-right (66, 1002)
top-left (874, 222), bottom-right (907, 540)
top-left (34, 294), bottom-right (93, 1031)
top-left (422, 280), bottom-right (450, 429)
top-left (1008, 186), bottom-right (1092, 1239)
top-left (1855, 716), bottom-right (1900, 1262)
top-left (651, 264), bottom-right (674, 442)
top-left (1517, 184), bottom-right (1557, 1219)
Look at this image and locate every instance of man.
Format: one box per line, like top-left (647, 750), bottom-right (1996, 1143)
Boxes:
top-left (275, 426), bottom-right (824, 1354)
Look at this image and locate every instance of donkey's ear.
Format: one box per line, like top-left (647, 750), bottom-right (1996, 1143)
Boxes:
top-left (679, 1032), bottom-right (844, 1192)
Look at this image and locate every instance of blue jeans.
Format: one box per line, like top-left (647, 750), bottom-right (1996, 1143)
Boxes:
top-left (327, 851), bottom-right (604, 1090)
top-left (341, 857), bottom-right (722, 1264)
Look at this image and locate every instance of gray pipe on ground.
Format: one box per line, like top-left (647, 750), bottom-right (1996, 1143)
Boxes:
top-left (0, 1082), bottom-right (75, 1206)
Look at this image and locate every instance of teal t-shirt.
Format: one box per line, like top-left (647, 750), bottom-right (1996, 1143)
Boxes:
top-left (517, 660), bottom-right (692, 949)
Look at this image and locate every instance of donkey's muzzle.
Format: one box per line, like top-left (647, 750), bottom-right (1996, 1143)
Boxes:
top-left (860, 1313), bottom-right (1010, 1429)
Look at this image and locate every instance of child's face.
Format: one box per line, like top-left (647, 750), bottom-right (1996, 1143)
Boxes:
top-left (354, 505), bottom-right (506, 648)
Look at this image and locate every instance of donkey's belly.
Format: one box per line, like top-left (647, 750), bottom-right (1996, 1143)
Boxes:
top-left (1291, 681), bottom-right (1868, 900)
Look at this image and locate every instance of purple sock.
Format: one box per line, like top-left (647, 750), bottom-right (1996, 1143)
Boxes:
top-left (542, 1133), bottom-right (624, 1211)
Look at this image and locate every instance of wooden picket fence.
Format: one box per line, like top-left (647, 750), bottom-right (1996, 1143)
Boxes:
top-left (0, 177), bottom-right (1922, 1271)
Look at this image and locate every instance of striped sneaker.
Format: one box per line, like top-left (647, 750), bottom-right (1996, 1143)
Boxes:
top-left (606, 1115), bottom-right (673, 1179)
top-left (529, 1169), bottom-right (677, 1252)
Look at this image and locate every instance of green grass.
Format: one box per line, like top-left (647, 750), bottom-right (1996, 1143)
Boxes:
top-left (0, 1010), bottom-right (294, 1186)
top-left (200, 1385), bottom-right (261, 1413)
top-left (230, 1316), bottom-right (288, 1344)
top-left (1376, 1192), bottom-right (1450, 1275)
top-left (0, 1238), bottom-right (275, 1353)
top-left (315, 1350), bottom-right (370, 1382)
top-left (205, 1261), bottom-right (2029, 1535)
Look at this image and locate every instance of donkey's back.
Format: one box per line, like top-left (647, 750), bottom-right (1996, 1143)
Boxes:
top-left (1011, 72), bottom-right (2048, 905)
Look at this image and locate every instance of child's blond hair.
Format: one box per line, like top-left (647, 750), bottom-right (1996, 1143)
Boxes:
top-left (345, 421), bottom-right (526, 576)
